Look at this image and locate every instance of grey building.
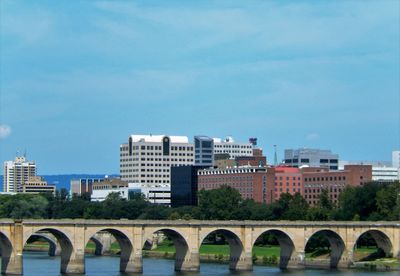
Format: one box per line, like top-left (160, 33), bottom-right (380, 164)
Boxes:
top-left (194, 136), bottom-right (214, 166)
top-left (284, 148), bottom-right (339, 170)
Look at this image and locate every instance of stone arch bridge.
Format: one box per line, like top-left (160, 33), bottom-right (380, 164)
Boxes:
top-left (0, 219), bottom-right (398, 274)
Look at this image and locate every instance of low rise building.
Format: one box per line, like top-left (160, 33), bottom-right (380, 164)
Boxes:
top-left (198, 167), bottom-right (270, 203)
top-left (21, 176), bottom-right (56, 195)
top-left (303, 165), bottom-right (372, 205)
top-left (91, 183), bottom-right (170, 205)
top-left (70, 178), bottom-right (103, 196)
top-left (340, 160), bottom-right (399, 182)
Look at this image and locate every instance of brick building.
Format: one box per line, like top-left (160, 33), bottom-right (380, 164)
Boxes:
top-left (197, 167), bottom-right (269, 203)
top-left (303, 165), bottom-right (372, 205)
top-left (197, 164), bottom-right (372, 207)
top-left (270, 166), bottom-right (303, 200)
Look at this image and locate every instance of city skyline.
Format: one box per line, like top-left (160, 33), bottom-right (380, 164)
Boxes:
top-left (0, 0), bottom-right (399, 174)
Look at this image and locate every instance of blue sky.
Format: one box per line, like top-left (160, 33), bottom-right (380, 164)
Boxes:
top-left (0, 0), bottom-right (399, 174)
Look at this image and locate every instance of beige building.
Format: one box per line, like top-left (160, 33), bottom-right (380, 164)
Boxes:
top-left (92, 178), bottom-right (128, 191)
top-left (22, 176), bottom-right (56, 195)
top-left (3, 156), bottom-right (36, 192)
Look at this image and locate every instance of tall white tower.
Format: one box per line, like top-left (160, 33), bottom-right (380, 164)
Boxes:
top-left (3, 156), bottom-right (36, 192)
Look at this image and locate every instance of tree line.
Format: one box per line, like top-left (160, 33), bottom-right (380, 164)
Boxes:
top-left (0, 181), bottom-right (398, 221)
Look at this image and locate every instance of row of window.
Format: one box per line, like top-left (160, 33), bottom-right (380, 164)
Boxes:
top-left (274, 182), bottom-right (302, 187)
top-left (275, 176), bottom-right (301, 181)
top-left (274, 188), bottom-right (301, 193)
top-left (214, 144), bottom-right (252, 149)
top-left (304, 176), bottom-right (346, 182)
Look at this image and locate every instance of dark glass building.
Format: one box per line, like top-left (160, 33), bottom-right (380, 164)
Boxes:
top-left (171, 165), bottom-right (208, 207)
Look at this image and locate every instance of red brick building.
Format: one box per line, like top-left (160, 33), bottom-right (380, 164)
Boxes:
top-left (197, 167), bottom-right (268, 203)
top-left (302, 165), bottom-right (372, 205)
top-left (270, 166), bottom-right (303, 200)
top-left (197, 164), bottom-right (372, 206)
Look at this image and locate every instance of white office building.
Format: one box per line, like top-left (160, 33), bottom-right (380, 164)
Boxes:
top-left (120, 134), bottom-right (194, 186)
top-left (91, 183), bottom-right (171, 205)
top-left (213, 136), bottom-right (253, 158)
top-left (3, 156), bottom-right (36, 193)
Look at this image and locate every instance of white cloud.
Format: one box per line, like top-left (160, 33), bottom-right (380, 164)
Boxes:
top-left (306, 133), bottom-right (320, 141)
top-left (0, 124), bottom-right (11, 139)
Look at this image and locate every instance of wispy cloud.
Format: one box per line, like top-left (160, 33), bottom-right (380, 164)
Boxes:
top-left (306, 133), bottom-right (320, 141)
top-left (0, 124), bottom-right (11, 139)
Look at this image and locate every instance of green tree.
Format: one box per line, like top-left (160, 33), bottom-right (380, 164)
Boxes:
top-left (376, 181), bottom-right (400, 220)
top-left (198, 186), bottom-right (242, 220)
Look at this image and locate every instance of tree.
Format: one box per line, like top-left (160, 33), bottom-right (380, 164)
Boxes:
top-left (376, 181), bottom-right (400, 220)
top-left (198, 186), bottom-right (242, 220)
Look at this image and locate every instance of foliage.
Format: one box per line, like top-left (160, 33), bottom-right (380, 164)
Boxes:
top-left (0, 181), bottom-right (398, 222)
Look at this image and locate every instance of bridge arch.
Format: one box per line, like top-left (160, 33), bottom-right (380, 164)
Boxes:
top-left (143, 227), bottom-right (190, 271)
top-left (23, 227), bottom-right (75, 274)
top-left (200, 228), bottom-right (245, 270)
top-left (252, 229), bottom-right (295, 269)
top-left (0, 231), bottom-right (14, 274)
top-left (27, 233), bottom-right (60, 256)
top-left (84, 228), bottom-right (133, 272)
top-left (305, 229), bottom-right (346, 268)
top-left (354, 229), bottom-right (393, 258)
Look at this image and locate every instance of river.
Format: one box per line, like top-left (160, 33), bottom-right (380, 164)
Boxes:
top-left (1, 252), bottom-right (397, 275)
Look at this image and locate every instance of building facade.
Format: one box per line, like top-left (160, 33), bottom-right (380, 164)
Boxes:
top-left (197, 167), bottom-right (269, 203)
top-left (213, 137), bottom-right (253, 158)
top-left (270, 167), bottom-right (303, 201)
top-left (194, 136), bottom-right (214, 166)
top-left (340, 160), bottom-right (399, 182)
top-left (91, 183), bottom-right (171, 205)
top-left (303, 165), bottom-right (372, 206)
top-left (21, 176), bottom-right (56, 195)
top-left (70, 178), bottom-right (103, 196)
top-left (120, 135), bottom-right (194, 186)
top-left (284, 148), bottom-right (339, 170)
top-left (170, 165), bottom-right (209, 207)
top-left (3, 156), bottom-right (36, 193)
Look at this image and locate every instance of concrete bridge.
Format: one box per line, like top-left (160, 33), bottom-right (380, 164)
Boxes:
top-left (0, 219), bottom-right (399, 274)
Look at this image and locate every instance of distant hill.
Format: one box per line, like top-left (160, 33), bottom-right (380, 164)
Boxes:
top-left (0, 174), bottom-right (119, 192)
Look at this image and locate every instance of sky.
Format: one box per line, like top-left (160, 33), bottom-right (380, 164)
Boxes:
top-left (0, 0), bottom-right (399, 174)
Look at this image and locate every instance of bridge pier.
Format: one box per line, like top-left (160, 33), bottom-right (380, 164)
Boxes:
top-left (1, 254), bottom-right (23, 275)
top-left (1, 221), bottom-right (23, 275)
top-left (176, 251), bottom-right (200, 272)
top-left (60, 251), bottom-right (85, 274)
top-left (229, 252), bottom-right (253, 271)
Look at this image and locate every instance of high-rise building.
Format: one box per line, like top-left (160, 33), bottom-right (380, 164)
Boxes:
top-left (213, 136), bottom-right (253, 158)
top-left (194, 136), bottom-right (214, 166)
top-left (284, 148), bottom-right (339, 170)
top-left (3, 156), bottom-right (36, 193)
top-left (120, 134), bottom-right (194, 186)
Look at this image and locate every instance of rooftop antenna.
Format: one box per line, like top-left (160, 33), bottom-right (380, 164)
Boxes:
top-left (274, 145), bottom-right (278, 166)
top-left (24, 148), bottom-right (27, 158)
